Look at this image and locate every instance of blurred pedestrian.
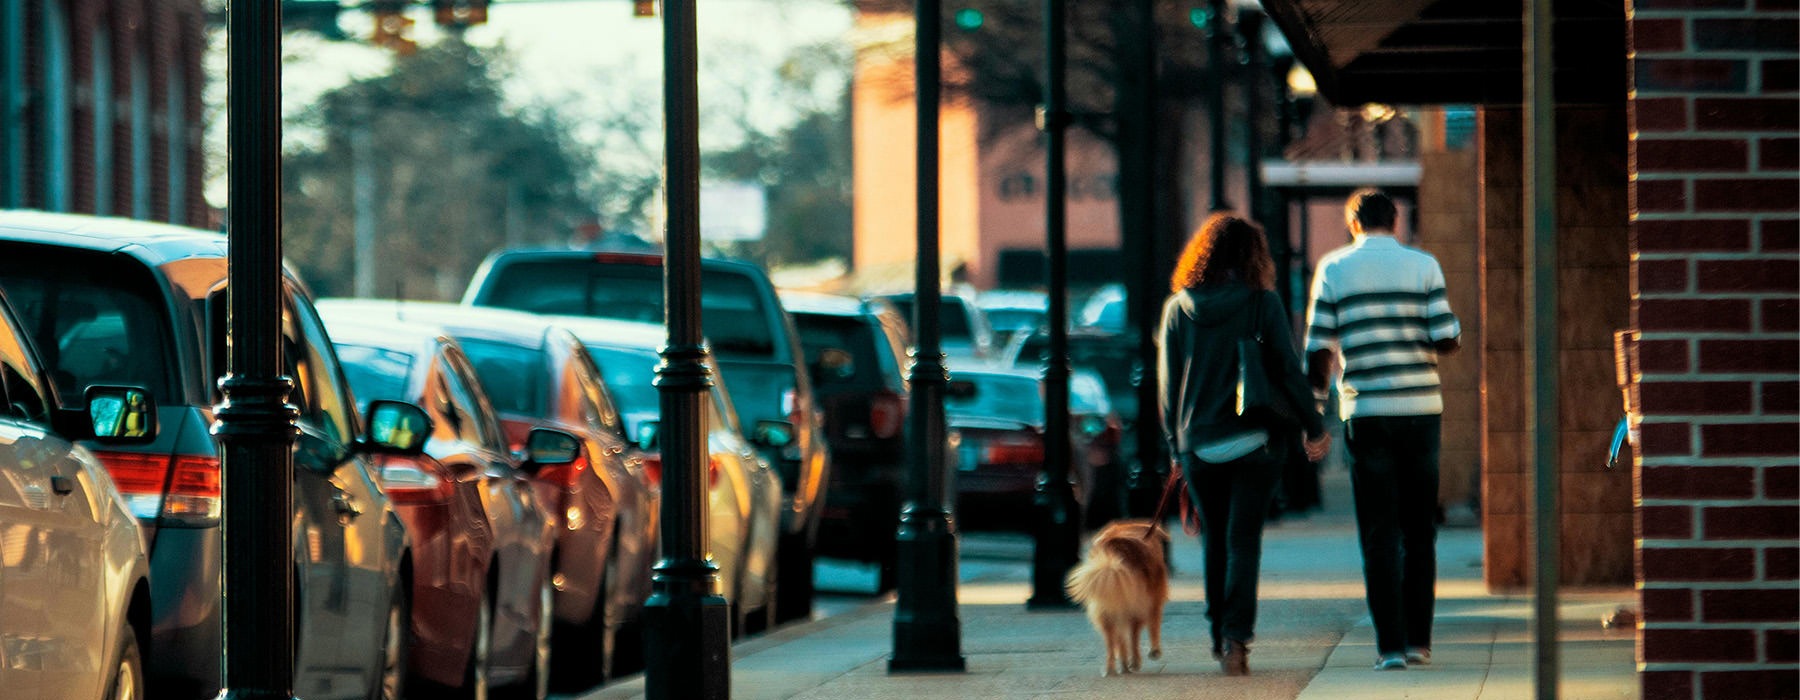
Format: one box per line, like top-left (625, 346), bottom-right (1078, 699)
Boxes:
top-left (1304, 189), bottom-right (1462, 671)
top-left (1157, 212), bottom-right (1330, 676)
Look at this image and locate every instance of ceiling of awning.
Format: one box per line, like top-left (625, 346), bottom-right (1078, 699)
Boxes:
top-left (1260, 0), bottom-right (1626, 106)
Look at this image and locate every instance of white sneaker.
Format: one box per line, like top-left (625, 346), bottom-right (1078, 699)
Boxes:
top-left (1405, 647), bottom-right (1431, 665)
top-left (1374, 653), bottom-right (1407, 671)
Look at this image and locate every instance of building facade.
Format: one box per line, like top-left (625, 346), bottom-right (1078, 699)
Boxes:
top-left (2, 0), bottom-right (208, 225)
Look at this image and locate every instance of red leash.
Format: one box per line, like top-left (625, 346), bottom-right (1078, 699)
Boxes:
top-left (1146, 460), bottom-right (1202, 538)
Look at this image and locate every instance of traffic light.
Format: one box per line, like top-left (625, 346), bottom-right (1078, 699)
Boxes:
top-left (953, 7), bottom-right (983, 31)
top-left (370, 1), bottom-right (417, 54)
top-left (633, 0), bottom-right (657, 17)
top-left (432, 0), bottom-right (489, 27)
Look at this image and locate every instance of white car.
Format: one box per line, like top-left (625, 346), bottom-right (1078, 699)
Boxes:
top-left (0, 289), bottom-right (152, 700)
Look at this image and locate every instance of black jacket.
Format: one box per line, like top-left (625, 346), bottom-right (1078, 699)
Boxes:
top-left (1157, 284), bottom-right (1324, 455)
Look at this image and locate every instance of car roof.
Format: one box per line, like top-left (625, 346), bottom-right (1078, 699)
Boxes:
top-left (777, 290), bottom-right (870, 317)
top-left (0, 210), bottom-right (228, 265)
top-left (315, 299), bottom-right (560, 350)
top-left (976, 290), bottom-right (1048, 310)
top-left (536, 314), bottom-right (669, 352)
top-left (315, 312), bottom-right (451, 356)
top-left (484, 248), bottom-right (763, 274)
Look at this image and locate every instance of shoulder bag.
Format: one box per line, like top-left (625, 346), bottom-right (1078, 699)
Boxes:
top-left (1235, 291), bottom-right (1301, 430)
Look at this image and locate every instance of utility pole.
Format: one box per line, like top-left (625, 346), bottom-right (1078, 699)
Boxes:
top-left (1, 0), bottom-right (21, 207)
top-left (352, 123), bottom-right (376, 297)
top-left (1525, 0), bottom-right (1561, 697)
top-left (1029, 0), bottom-right (1079, 611)
top-left (890, 0), bottom-right (966, 673)
top-left (218, 0), bottom-right (299, 696)
top-left (1206, 0), bottom-right (1231, 212)
top-left (1116, 0), bottom-right (1164, 521)
top-left (644, 0), bottom-right (732, 697)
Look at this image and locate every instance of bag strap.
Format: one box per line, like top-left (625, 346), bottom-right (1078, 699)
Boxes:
top-left (1248, 289), bottom-right (1265, 343)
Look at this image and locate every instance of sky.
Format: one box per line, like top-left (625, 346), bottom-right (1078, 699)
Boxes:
top-left (203, 0), bottom-right (856, 207)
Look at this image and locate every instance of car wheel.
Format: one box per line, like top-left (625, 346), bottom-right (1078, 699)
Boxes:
top-left (105, 620), bottom-right (144, 700)
top-left (373, 586), bottom-right (410, 700)
top-left (773, 530), bottom-right (813, 624)
top-left (495, 577), bottom-right (553, 700)
top-left (457, 585), bottom-right (493, 700)
top-left (548, 549), bottom-right (609, 692)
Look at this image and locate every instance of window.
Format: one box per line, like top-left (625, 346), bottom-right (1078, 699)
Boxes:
top-left (290, 295), bottom-right (356, 448)
top-left (335, 344), bottom-right (415, 411)
top-left (584, 345), bottom-right (659, 419)
top-left (442, 346), bottom-right (506, 453)
top-left (91, 25), bottom-right (112, 215)
top-left (0, 303), bottom-right (51, 424)
top-left (129, 47), bottom-right (150, 219)
top-left (42, 0), bottom-right (72, 211)
top-left (0, 244), bottom-right (174, 404)
top-left (436, 351), bottom-right (489, 448)
top-left (459, 339), bottom-right (544, 417)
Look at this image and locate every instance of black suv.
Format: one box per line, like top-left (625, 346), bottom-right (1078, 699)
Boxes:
top-left (778, 292), bottom-right (910, 589)
top-left (463, 249), bottom-right (829, 621)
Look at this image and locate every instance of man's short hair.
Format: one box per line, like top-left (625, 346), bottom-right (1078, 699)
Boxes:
top-left (1346, 188), bottom-right (1397, 231)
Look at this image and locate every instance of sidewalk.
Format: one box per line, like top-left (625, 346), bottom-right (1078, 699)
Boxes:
top-left (579, 469), bottom-right (1639, 699)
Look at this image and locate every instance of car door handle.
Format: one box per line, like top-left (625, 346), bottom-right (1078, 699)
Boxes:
top-left (332, 494), bottom-right (362, 519)
top-left (50, 476), bottom-right (75, 496)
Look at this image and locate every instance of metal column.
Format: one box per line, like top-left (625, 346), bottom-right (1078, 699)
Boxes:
top-left (644, 1), bottom-right (732, 698)
top-left (1524, 0), bottom-right (1561, 697)
top-left (1206, 0), bottom-right (1231, 212)
top-left (1, 0), bottom-right (22, 206)
top-left (1029, 0), bottom-right (1079, 610)
top-left (217, 0), bottom-right (299, 696)
top-left (1115, 0), bottom-right (1163, 519)
top-left (890, 0), bottom-right (966, 672)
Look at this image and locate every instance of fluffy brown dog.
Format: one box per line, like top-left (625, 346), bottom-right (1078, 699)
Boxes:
top-left (1065, 519), bottom-right (1171, 676)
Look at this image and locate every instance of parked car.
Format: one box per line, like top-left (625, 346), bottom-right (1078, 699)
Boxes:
top-left (777, 291), bottom-right (910, 590)
top-left (874, 291), bottom-right (997, 364)
top-left (976, 289), bottom-right (1048, 341)
top-left (316, 299), bottom-right (658, 689)
top-left (550, 315), bottom-right (783, 636)
top-left (0, 288), bottom-right (153, 700)
top-left (1076, 283), bottom-right (1126, 333)
top-left (942, 366), bottom-right (1122, 528)
top-left (322, 314), bottom-right (572, 699)
top-left (463, 250), bottom-right (828, 622)
top-left (0, 211), bottom-right (419, 699)
top-left (1004, 324), bottom-right (1144, 512)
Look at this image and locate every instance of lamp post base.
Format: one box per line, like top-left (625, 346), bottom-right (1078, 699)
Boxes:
top-left (889, 505), bottom-right (965, 672)
top-left (644, 562), bottom-right (732, 699)
top-left (1027, 480), bottom-right (1081, 610)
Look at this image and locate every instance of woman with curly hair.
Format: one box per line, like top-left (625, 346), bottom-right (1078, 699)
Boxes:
top-left (1156, 212), bottom-right (1330, 676)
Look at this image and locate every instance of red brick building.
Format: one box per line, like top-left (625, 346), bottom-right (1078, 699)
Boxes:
top-left (2, 0), bottom-right (208, 225)
top-left (1265, 0), bottom-right (1796, 696)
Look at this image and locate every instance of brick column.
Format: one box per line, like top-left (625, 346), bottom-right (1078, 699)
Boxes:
top-left (1629, 3), bottom-right (1800, 698)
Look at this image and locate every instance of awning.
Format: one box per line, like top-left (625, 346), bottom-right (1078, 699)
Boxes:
top-left (1260, 0), bottom-right (1625, 106)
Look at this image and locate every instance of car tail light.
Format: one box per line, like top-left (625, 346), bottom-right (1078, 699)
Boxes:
top-left (93, 451), bottom-right (222, 525)
top-left (641, 453), bottom-right (663, 487)
top-left (869, 391), bottom-right (905, 439)
top-left (379, 459), bottom-right (455, 506)
top-left (536, 450), bottom-right (590, 489)
top-left (593, 252), bottom-right (659, 265)
top-left (982, 437), bottom-right (1044, 467)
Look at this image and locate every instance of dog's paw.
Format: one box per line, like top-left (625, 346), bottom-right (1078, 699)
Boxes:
top-left (1148, 648), bottom-right (1162, 660)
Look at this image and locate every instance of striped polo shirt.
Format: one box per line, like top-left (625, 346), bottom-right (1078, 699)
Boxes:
top-left (1304, 234), bottom-right (1461, 419)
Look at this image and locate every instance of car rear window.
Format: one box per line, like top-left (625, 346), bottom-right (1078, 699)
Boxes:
top-left (0, 246), bottom-right (175, 405)
top-left (457, 339), bottom-right (544, 416)
top-left (883, 296), bottom-right (972, 341)
top-left (480, 259), bottom-right (778, 360)
top-left (583, 345), bottom-right (660, 417)
top-left (335, 344), bottom-right (415, 409)
top-left (792, 313), bottom-right (880, 388)
top-left (946, 373), bottom-right (1041, 425)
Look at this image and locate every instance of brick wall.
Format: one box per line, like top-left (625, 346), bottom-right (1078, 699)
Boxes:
top-left (1630, 1), bottom-right (1800, 697)
top-left (12, 0), bottom-right (206, 225)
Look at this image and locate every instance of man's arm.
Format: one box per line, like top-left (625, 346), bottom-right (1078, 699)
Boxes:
top-left (1307, 349), bottom-right (1335, 395)
top-left (1434, 337), bottom-right (1462, 356)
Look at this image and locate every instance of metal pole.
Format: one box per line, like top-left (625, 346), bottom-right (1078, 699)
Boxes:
top-left (1, 0), bottom-right (22, 207)
top-left (1116, 0), bottom-right (1163, 519)
top-left (890, 0), bottom-right (966, 672)
top-left (1525, 0), bottom-right (1561, 697)
top-left (1206, 0), bottom-right (1230, 212)
top-left (645, 1), bottom-right (731, 698)
top-left (352, 124), bottom-right (376, 297)
top-left (1029, 0), bottom-right (1079, 610)
top-left (217, 0), bottom-right (298, 696)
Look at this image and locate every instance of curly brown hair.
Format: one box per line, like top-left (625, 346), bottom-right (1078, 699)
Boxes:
top-left (1169, 212), bottom-right (1275, 293)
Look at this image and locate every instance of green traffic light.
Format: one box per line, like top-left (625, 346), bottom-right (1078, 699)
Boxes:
top-left (1189, 7), bottom-right (1213, 28)
top-left (954, 7), bottom-right (984, 31)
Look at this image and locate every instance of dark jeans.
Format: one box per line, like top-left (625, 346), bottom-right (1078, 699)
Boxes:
top-left (1346, 414), bottom-right (1442, 655)
top-left (1183, 442), bottom-right (1282, 652)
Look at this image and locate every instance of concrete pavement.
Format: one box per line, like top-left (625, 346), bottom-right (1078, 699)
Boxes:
top-left (577, 468), bottom-right (1639, 699)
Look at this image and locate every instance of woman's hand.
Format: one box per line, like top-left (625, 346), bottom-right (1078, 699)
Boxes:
top-left (1303, 432), bottom-right (1332, 462)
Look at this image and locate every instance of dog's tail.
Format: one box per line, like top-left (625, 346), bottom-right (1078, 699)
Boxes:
top-left (1066, 539), bottom-right (1143, 605)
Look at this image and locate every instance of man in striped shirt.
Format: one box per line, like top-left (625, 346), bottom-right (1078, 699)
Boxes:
top-left (1304, 189), bottom-right (1462, 672)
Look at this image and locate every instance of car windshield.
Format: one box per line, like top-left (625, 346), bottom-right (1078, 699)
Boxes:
top-left (0, 245), bottom-right (175, 405)
top-left (457, 339), bottom-right (543, 416)
top-left (883, 296), bottom-right (972, 341)
top-left (583, 345), bottom-right (660, 417)
top-left (945, 373), bottom-right (1042, 425)
top-left (334, 344), bottom-right (415, 409)
top-left (985, 308), bottom-right (1045, 334)
top-left (480, 259), bottom-right (777, 360)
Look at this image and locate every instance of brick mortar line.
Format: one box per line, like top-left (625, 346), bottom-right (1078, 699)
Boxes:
top-left (1639, 539), bottom-right (1800, 547)
top-left (1633, 172), bottom-right (1800, 181)
top-left (1636, 253), bottom-right (1800, 261)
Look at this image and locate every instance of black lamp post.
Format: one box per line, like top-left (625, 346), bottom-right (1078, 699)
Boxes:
top-left (889, 0), bottom-right (966, 673)
top-left (644, 0), bottom-right (732, 697)
top-left (217, 0), bottom-right (300, 697)
top-left (1206, 0), bottom-right (1232, 212)
top-left (1028, 0), bottom-right (1079, 611)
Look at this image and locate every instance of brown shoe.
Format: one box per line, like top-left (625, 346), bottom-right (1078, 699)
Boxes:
top-left (1222, 640), bottom-right (1250, 676)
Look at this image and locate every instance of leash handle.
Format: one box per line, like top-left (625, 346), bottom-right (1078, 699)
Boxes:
top-left (1146, 460), bottom-right (1201, 538)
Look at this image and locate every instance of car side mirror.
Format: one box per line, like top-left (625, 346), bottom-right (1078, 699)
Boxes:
top-left (750, 420), bottom-right (795, 449)
top-left (522, 428), bottom-right (581, 471)
top-left (946, 379), bottom-right (978, 399)
top-left (364, 400), bottom-right (431, 455)
top-left (636, 421), bottom-right (661, 451)
top-left (84, 385), bottom-right (157, 443)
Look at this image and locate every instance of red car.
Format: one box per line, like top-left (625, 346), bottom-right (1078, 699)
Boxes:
top-left (318, 300), bottom-right (659, 689)
top-left (324, 315), bottom-right (567, 699)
